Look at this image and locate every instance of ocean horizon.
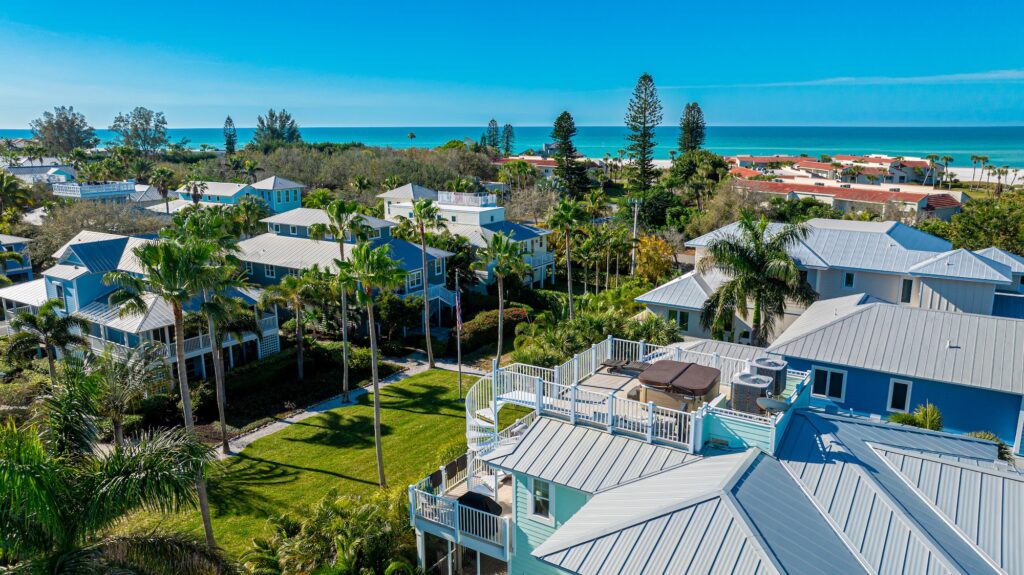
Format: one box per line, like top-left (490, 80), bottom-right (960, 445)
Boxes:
top-left (2, 125), bottom-right (1021, 167)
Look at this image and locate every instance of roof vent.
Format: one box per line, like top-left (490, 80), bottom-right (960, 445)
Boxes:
top-left (946, 339), bottom-right (960, 349)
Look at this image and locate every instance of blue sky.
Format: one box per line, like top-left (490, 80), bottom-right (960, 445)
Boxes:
top-left (2, 0), bottom-right (1023, 128)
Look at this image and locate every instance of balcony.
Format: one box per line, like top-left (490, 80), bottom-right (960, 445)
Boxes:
top-left (84, 314), bottom-right (279, 361)
top-left (400, 284), bottom-right (455, 306)
top-left (437, 191), bottom-right (497, 207)
top-left (524, 251), bottom-right (554, 268)
top-left (52, 181), bottom-right (136, 200)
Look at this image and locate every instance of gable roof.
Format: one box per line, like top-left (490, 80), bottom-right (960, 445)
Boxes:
top-left (236, 233), bottom-right (344, 272)
top-left (0, 233), bottom-right (31, 246)
top-left (0, 278), bottom-right (48, 307)
top-left (68, 237), bottom-right (130, 273)
top-left (251, 176), bottom-right (304, 190)
top-left (261, 207), bottom-right (393, 230)
top-left (635, 271), bottom-right (712, 309)
top-left (175, 182), bottom-right (250, 197)
top-left (778, 411), bottom-right (1007, 574)
top-left (479, 220), bottom-right (548, 241)
top-left (480, 417), bottom-right (694, 493)
top-left (377, 183), bottom-right (438, 201)
top-left (974, 246), bottom-right (1024, 274)
top-left (907, 248), bottom-right (1012, 284)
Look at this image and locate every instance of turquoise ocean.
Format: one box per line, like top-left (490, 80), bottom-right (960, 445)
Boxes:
top-left (1, 126), bottom-right (1021, 167)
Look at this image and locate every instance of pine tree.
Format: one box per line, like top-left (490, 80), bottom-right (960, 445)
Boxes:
top-left (624, 73), bottom-right (662, 193)
top-left (501, 124), bottom-right (515, 157)
top-left (486, 119), bottom-right (500, 148)
top-left (678, 102), bottom-right (705, 153)
top-left (551, 111), bottom-right (590, 198)
top-left (223, 115), bottom-right (237, 155)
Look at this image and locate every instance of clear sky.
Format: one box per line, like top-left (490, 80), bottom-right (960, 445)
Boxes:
top-left (3, 0), bottom-right (1023, 128)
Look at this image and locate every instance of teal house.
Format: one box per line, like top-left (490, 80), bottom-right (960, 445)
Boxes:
top-left (174, 176), bottom-right (304, 214)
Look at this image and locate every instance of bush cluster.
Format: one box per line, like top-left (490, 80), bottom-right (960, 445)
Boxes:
top-left (452, 307), bottom-right (529, 353)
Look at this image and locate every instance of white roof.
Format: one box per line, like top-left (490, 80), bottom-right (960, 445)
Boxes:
top-left (907, 248), bottom-right (1012, 284)
top-left (175, 181), bottom-right (249, 197)
top-left (678, 339), bottom-right (768, 360)
top-left (145, 199), bottom-right (219, 214)
top-left (42, 264), bottom-right (89, 281)
top-left (261, 207), bottom-right (393, 230)
top-left (974, 246), bottom-right (1024, 275)
top-left (768, 299), bottom-right (1024, 394)
top-left (129, 184), bottom-right (164, 202)
top-left (0, 278), bottom-right (48, 307)
top-left (377, 183), bottom-right (438, 201)
top-left (634, 271), bottom-right (712, 310)
top-left (76, 294), bottom-right (174, 333)
top-left (0, 233), bottom-right (31, 245)
top-left (236, 233), bottom-right (344, 272)
top-left (251, 176), bottom-right (304, 190)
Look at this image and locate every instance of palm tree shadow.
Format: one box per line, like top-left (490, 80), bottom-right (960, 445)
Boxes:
top-left (379, 383), bottom-right (463, 418)
top-left (284, 411), bottom-right (390, 449)
top-left (206, 457), bottom-right (298, 518)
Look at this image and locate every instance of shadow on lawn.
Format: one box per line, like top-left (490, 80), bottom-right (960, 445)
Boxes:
top-left (380, 383), bottom-right (464, 418)
top-left (207, 458), bottom-right (297, 518)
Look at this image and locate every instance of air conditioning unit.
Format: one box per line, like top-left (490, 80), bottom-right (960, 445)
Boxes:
top-left (840, 184), bottom-right (852, 188)
top-left (753, 357), bottom-right (788, 396)
top-left (815, 182), bottom-right (825, 186)
top-left (731, 372), bottom-right (774, 414)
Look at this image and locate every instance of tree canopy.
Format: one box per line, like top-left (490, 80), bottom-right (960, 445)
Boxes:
top-left (29, 106), bottom-right (99, 155)
top-left (678, 102), bottom-right (706, 153)
top-left (624, 73), bottom-right (662, 193)
top-left (109, 107), bottom-right (169, 154)
top-left (252, 108), bottom-right (301, 150)
top-left (551, 111), bottom-right (590, 197)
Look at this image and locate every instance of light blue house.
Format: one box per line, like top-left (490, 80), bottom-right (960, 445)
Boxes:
top-left (0, 230), bottom-right (280, 380)
top-left (0, 233), bottom-right (33, 283)
top-left (407, 337), bottom-right (1020, 574)
top-left (173, 176), bottom-right (304, 214)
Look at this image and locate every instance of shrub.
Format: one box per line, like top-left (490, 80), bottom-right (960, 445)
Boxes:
top-left (966, 431), bottom-right (1014, 464)
top-left (887, 401), bottom-right (942, 431)
top-left (137, 393), bottom-right (181, 429)
top-left (0, 379), bottom-right (45, 407)
top-left (453, 308), bottom-right (529, 353)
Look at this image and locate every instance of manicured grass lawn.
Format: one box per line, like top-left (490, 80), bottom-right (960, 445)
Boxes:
top-left (129, 369), bottom-right (478, 557)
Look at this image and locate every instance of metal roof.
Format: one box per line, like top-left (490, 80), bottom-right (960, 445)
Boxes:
top-left (778, 411), bottom-right (1004, 574)
top-left (0, 233), bottom-right (31, 245)
top-left (635, 271), bottom-right (711, 309)
top-left (677, 339), bottom-right (768, 360)
top-left (68, 237), bottom-right (129, 273)
top-left (261, 207), bottom-right (393, 230)
top-left (236, 233), bottom-right (344, 272)
top-left (480, 417), bottom-right (693, 493)
top-left (974, 247), bottom-right (1024, 274)
top-left (174, 181), bottom-right (250, 198)
top-left (76, 294), bottom-right (175, 333)
top-left (377, 183), bottom-right (438, 201)
top-left (768, 300), bottom-right (1024, 395)
top-left (145, 199), bottom-right (218, 214)
top-left (42, 264), bottom-right (89, 281)
top-left (907, 249), bottom-right (1012, 284)
top-left (0, 278), bottom-right (48, 307)
top-left (480, 220), bottom-right (549, 241)
top-left (251, 176), bottom-right (305, 190)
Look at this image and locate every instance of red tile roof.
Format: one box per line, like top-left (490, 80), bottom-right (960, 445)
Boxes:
top-left (833, 154), bottom-right (897, 166)
top-left (733, 155), bottom-right (806, 164)
top-left (794, 160), bottom-right (836, 171)
top-left (844, 166), bottom-right (890, 176)
top-left (734, 179), bottom-right (931, 205)
top-left (926, 194), bottom-right (961, 209)
top-left (899, 160), bottom-right (931, 169)
top-left (728, 167), bottom-right (762, 178)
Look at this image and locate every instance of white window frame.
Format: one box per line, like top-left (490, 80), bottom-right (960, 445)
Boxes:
top-left (527, 477), bottom-right (554, 525)
top-left (900, 278), bottom-right (913, 304)
top-left (273, 223), bottom-right (281, 234)
top-left (289, 225), bottom-right (297, 236)
top-left (811, 365), bottom-right (847, 402)
top-left (244, 261), bottom-right (253, 274)
top-left (368, 228), bottom-right (382, 239)
top-left (408, 270), bottom-right (422, 290)
top-left (434, 259), bottom-right (443, 275)
top-left (265, 264), bottom-right (276, 279)
top-left (842, 271), bottom-right (856, 289)
top-left (887, 378), bottom-right (912, 413)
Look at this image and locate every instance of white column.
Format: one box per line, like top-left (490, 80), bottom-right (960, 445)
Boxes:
top-left (1014, 396), bottom-right (1024, 456)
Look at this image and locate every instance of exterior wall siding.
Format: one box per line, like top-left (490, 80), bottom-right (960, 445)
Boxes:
top-left (509, 473), bottom-right (588, 575)
top-left (918, 277), bottom-right (996, 314)
top-left (781, 357), bottom-right (1022, 444)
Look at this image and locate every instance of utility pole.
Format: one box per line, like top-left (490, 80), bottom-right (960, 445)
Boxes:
top-left (629, 197), bottom-right (642, 275)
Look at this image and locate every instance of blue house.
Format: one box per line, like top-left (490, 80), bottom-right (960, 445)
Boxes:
top-left (0, 230), bottom-right (280, 380)
top-left (173, 176), bottom-right (304, 214)
top-left (0, 233), bottom-right (33, 283)
top-left (766, 293), bottom-right (1024, 454)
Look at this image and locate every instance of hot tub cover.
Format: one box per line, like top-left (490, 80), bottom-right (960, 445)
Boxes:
top-left (638, 360), bottom-right (720, 397)
top-left (637, 360), bottom-right (688, 387)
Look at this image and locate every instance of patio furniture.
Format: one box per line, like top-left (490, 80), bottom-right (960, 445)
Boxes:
top-left (601, 358), bottom-right (628, 372)
top-left (622, 360), bottom-right (652, 373)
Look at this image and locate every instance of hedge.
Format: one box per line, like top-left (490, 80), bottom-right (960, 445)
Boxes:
top-left (451, 308), bottom-right (529, 353)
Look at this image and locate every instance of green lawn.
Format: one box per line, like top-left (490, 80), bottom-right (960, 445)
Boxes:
top-left (130, 369), bottom-right (480, 557)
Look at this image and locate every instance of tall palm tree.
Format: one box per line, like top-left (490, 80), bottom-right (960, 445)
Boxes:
top-left (350, 176), bottom-right (372, 196)
top-left (940, 155), bottom-right (954, 189)
top-left (103, 240), bottom-right (221, 548)
top-left (969, 155), bottom-right (979, 191)
top-left (472, 232), bottom-right (528, 362)
top-left (232, 194), bottom-right (271, 238)
top-left (0, 171), bottom-right (31, 213)
top-left (184, 179), bottom-right (208, 206)
top-left (310, 199), bottom-right (367, 403)
top-left (260, 271), bottom-right (318, 382)
top-left (978, 155), bottom-right (989, 190)
top-left (925, 154), bottom-right (940, 188)
top-left (0, 249), bottom-right (29, 287)
top-left (6, 299), bottom-right (89, 383)
top-left (698, 212), bottom-right (817, 345)
top-left (347, 242), bottom-right (406, 488)
top-left (0, 362), bottom-right (234, 573)
top-left (411, 198), bottom-right (441, 367)
top-left (150, 166), bottom-right (178, 214)
top-left (548, 198), bottom-right (586, 320)
top-left (89, 342), bottom-right (168, 447)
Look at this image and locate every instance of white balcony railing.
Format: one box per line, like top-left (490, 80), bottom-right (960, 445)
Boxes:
top-left (400, 284), bottom-right (455, 306)
top-left (524, 251), bottom-right (555, 268)
top-left (258, 316), bottom-right (279, 333)
top-left (52, 181), bottom-right (136, 199)
top-left (437, 191), bottom-right (497, 207)
top-left (409, 488), bottom-right (510, 558)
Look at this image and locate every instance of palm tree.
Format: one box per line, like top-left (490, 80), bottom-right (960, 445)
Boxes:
top-left (260, 271), bottom-right (319, 382)
top-left (150, 166), bottom-right (178, 214)
top-left (0, 171), bottom-right (30, 213)
top-left (411, 198), bottom-right (441, 367)
top-left (0, 362), bottom-right (234, 573)
top-left (232, 194), bottom-right (271, 238)
top-left (445, 177), bottom-right (476, 194)
top-left (548, 198), bottom-right (586, 319)
top-left (0, 249), bottom-right (29, 287)
top-left (130, 157), bottom-right (154, 183)
top-left (184, 179), bottom-right (208, 205)
top-left (310, 199), bottom-right (367, 403)
top-left (698, 212), bottom-right (817, 345)
top-left (6, 299), bottom-right (89, 383)
top-left (103, 240), bottom-right (221, 548)
top-left (940, 155), bottom-right (954, 189)
top-left (304, 187), bottom-right (336, 209)
top-left (350, 176), bottom-right (372, 196)
top-left (969, 155), bottom-right (979, 190)
top-left (347, 242), bottom-right (406, 488)
top-left (89, 342), bottom-right (168, 447)
top-left (242, 159), bottom-right (262, 184)
top-left (472, 232), bottom-right (528, 362)
top-left (381, 175), bottom-right (403, 192)
top-left (925, 154), bottom-right (940, 188)
top-left (977, 155), bottom-right (989, 190)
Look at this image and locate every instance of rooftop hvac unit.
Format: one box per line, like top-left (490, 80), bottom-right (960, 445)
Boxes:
top-left (731, 372), bottom-right (774, 414)
top-left (840, 184), bottom-right (852, 188)
top-left (752, 357), bottom-right (788, 396)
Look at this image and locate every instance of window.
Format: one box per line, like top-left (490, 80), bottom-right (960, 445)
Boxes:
top-left (434, 259), bottom-right (443, 275)
top-left (289, 225), bottom-right (297, 236)
top-left (843, 272), bottom-right (855, 289)
top-left (54, 283), bottom-right (66, 310)
top-left (276, 191), bottom-right (282, 203)
top-left (668, 309), bottom-right (689, 331)
top-left (489, 216), bottom-right (495, 222)
top-left (244, 261), bottom-right (253, 274)
top-left (811, 367), bottom-right (846, 401)
top-left (265, 264), bottom-right (276, 279)
top-left (451, 215), bottom-right (457, 222)
top-left (368, 228), bottom-right (382, 239)
top-left (529, 478), bottom-right (552, 521)
top-left (888, 379), bottom-right (912, 413)
top-left (408, 270), bottom-right (422, 289)
top-left (799, 270), bottom-right (808, 285)
top-left (273, 224), bottom-right (281, 234)
top-left (900, 279), bottom-right (913, 304)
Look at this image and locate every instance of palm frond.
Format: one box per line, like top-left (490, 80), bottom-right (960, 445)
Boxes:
top-left (91, 533), bottom-right (239, 575)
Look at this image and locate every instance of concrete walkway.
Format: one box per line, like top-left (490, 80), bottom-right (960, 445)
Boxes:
top-left (220, 355), bottom-right (488, 458)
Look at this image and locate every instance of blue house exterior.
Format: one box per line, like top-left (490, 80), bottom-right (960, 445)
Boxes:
top-left (0, 233), bottom-right (33, 283)
top-left (173, 176), bottom-right (304, 214)
top-left (767, 295), bottom-right (1024, 454)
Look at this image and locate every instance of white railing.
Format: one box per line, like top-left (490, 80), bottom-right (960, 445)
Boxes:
top-left (438, 191), bottom-right (497, 207)
top-left (400, 284), bottom-right (455, 306)
top-left (258, 316), bottom-right (278, 333)
top-left (502, 362), bottom-right (555, 382)
top-left (525, 251), bottom-right (555, 268)
top-left (53, 181), bottom-right (135, 198)
top-left (409, 488), bottom-right (509, 550)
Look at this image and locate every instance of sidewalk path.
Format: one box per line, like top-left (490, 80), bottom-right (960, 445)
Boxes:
top-left (220, 355), bottom-right (488, 458)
